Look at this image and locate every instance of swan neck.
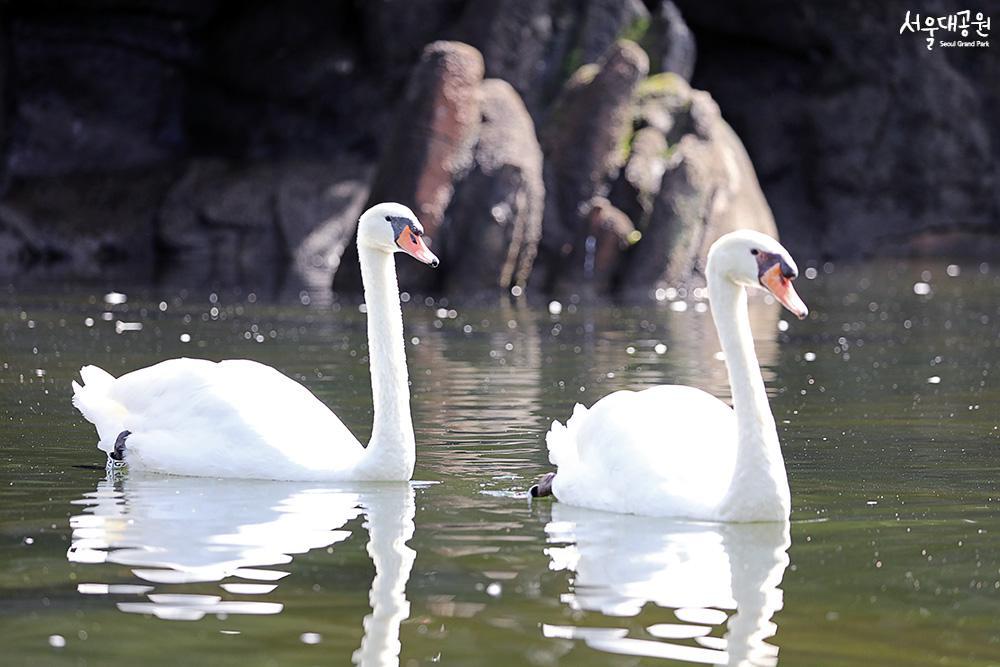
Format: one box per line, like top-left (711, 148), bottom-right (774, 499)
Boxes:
top-left (708, 271), bottom-right (789, 520)
top-left (356, 244), bottom-right (415, 480)
top-left (352, 488), bottom-right (415, 666)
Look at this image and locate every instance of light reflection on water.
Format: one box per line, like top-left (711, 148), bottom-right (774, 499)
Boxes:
top-left (2, 259), bottom-right (1000, 665)
top-left (544, 505), bottom-right (788, 666)
top-left (67, 474), bottom-right (420, 665)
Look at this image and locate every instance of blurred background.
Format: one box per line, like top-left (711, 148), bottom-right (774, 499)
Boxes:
top-left (0, 0), bottom-right (997, 298)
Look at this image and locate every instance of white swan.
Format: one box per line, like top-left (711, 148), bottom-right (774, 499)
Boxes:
top-left (532, 230), bottom-right (808, 521)
top-left (71, 203), bottom-right (438, 481)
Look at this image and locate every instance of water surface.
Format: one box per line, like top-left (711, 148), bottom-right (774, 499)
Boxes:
top-left (1, 260), bottom-right (999, 666)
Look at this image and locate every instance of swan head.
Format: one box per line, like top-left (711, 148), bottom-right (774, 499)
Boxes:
top-left (357, 202), bottom-right (439, 267)
top-left (707, 230), bottom-right (808, 319)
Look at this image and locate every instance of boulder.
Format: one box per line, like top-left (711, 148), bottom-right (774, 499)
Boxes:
top-left (440, 79), bottom-right (544, 292)
top-left (157, 161), bottom-right (281, 285)
top-left (619, 90), bottom-right (777, 291)
top-left (456, 0), bottom-right (650, 118)
top-left (571, 197), bottom-right (638, 294)
top-left (543, 40), bottom-right (649, 219)
top-left (633, 72), bottom-right (696, 142)
top-left (357, 0), bottom-right (467, 72)
top-left (454, 0), bottom-right (562, 114)
top-left (646, 1), bottom-right (696, 80)
top-left (0, 22), bottom-right (7, 190)
top-left (0, 169), bottom-right (176, 278)
top-left (609, 126), bottom-right (669, 227)
top-left (537, 40), bottom-right (649, 287)
top-left (674, 0), bottom-right (1000, 258)
top-left (277, 161), bottom-right (372, 291)
top-left (158, 157), bottom-right (371, 288)
top-left (577, 0), bottom-right (651, 66)
top-left (190, 1), bottom-right (393, 160)
top-left (5, 8), bottom-right (198, 177)
top-left (334, 40), bottom-right (485, 295)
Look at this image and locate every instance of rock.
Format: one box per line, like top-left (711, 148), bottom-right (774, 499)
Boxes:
top-left (158, 157), bottom-right (372, 288)
top-left (456, 0), bottom-right (570, 113)
top-left (539, 40), bottom-right (649, 285)
top-left (454, 0), bottom-right (562, 114)
top-left (191, 2), bottom-right (391, 159)
top-left (609, 126), bottom-right (669, 226)
top-left (6, 8), bottom-right (198, 177)
top-left (633, 72), bottom-right (696, 142)
top-left (456, 0), bottom-right (649, 119)
top-left (357, 0), bottom-right (466, 72)
top-left (333, 40), bottom-right (485, 295)
top-left (674, 0), bottom-right (1000, 259)
top-left (646, 1), bottom-right (696, 80)
top-left (543, 41), bottom-right (649, 214)
top-left (157, 161), bottom-right (279, 285)
top-left (0, 169), bottom-right (176, 278)
top-left (0, 22), bottom-right (8, 191)
top-left (574, 197), bottom-right (637, 294)
top-left (277, 161), bottom-right (372, 291)
top-left (577, 0), bottom-right (651, 66)
top-left (439, 79), bottom-right (544, 292)
top-left (620, 90), bottom-right (777, 291)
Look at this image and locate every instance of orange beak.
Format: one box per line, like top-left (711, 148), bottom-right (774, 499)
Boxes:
top-left (760, 264), bottom-right (808, 320)
top-left (395, 226), bottom-right (439, 267)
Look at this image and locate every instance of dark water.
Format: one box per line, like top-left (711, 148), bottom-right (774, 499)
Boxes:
top-left (1, 260), bottom-right (999, 666)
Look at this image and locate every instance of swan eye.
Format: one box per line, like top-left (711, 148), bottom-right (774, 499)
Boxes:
top-left (751, 249), bottom-right (759, 256)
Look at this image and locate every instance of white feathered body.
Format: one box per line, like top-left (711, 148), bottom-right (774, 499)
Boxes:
top-left (546, 385), bottom-right (739, 519)
top-left (72, 359), bottom-right (370, 480)
top-left (542, 231), bottom-right (804, 522)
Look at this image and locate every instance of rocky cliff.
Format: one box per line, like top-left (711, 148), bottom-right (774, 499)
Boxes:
top-left (0, 1), bottom-right (995, 295)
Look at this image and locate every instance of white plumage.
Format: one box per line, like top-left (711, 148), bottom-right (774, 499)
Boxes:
top-left (546, 386), bottom-right (737, 518)
top-left (73, 358), bottom-right (364, 479)
top-left (541, 230), bottom-right (809, 522)
top-left (71, 203), bottom-right (439, 481)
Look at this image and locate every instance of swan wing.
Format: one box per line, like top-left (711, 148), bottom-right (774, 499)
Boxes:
top-left (75, 358), bottom-right (363, 479)
top-left (545, 385), bottom-right (737, 516)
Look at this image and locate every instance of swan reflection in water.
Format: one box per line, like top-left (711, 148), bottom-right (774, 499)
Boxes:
top-left (67, 473), bottom-right (418, 666)
top-left (544, 504), bottom-right (790, 666)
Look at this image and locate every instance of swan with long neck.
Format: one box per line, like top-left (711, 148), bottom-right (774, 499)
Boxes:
top-left (531, 230), bottom-right (808, 521)
top-left (71, 202), bottom-right (438, 481)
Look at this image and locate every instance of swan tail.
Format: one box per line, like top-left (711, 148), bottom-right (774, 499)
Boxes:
top-left (72, 366), bottom-right (128, 453)
top-left (545, 403), bottom-right (588, 467)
